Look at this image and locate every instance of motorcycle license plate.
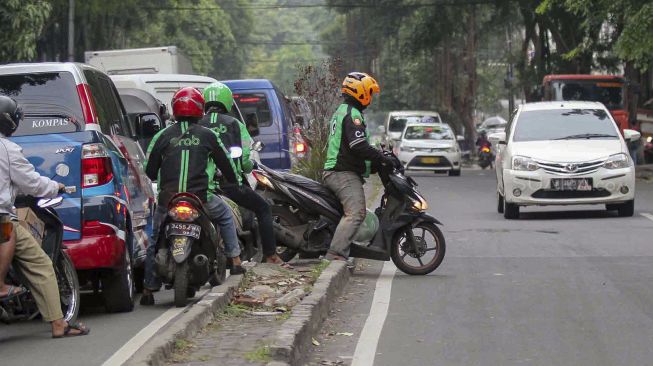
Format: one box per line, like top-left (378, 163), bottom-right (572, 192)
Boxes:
top-left (550, 178), bottom-right (593, 191)
top-left (421, 157), bottom-right (440, 164)
top-left (166, 223), bottom-right (201, 239)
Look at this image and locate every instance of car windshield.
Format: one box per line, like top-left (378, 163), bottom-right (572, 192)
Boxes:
top-left (0, 72), bottom-right (84, 136)
top-left (513, 109), bottom-right (619, 142)
top-left (403, 125), bottom-right (453, 140)
top-left (551, 80), bottom-right (624, 110)
top-left (389, 114), bottom-right (440, 132)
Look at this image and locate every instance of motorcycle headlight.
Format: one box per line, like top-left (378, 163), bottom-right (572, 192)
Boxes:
top-left (603, 153), bottom-right (630, 169)
top-left (410, 194), bottom-right (428, 212)
top-left (512, 156), bottom-right (539, 171)
top-left (252, 171), bottom-right (274, 190)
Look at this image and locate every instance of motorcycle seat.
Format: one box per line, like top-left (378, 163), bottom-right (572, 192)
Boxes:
top-left (278, 172), bottom-right (342, 209)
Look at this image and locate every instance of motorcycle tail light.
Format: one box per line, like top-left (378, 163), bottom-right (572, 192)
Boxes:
top-left (0, 221), bottom-right (13, 242)
top-left (481, 147), bottom-right (491, 153)
top-left (168, 201), bottom-right (199, 222)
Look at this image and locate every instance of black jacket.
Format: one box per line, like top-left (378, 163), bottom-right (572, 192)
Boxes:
top-left (145, 120), bottom-right (238, 206)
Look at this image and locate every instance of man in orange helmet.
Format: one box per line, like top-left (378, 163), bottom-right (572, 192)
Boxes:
top-left (323, 72), bottom-right (395, 261)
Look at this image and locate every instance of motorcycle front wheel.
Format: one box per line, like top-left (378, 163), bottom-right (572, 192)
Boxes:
top-left (55, 251), bottom-right (80, 322)
top-left (390, 222), bottom-right (445, 275)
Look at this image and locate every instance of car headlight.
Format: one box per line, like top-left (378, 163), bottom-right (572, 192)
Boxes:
top-left (603, 153), bottom-right (630, 169)
top-left (410, 194), bottom-right (428, 212)
top-left (512, 156), bottom-right (539, 171)
top-left (401, 146), bottom-right (416, 153)
top-left (447, 147), bottom-right (458, 153)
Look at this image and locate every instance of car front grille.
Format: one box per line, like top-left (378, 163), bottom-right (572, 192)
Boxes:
top-left (535, 158), bottom-right (605, 175)
top-left (531, 188), bottom-right (611, 199)
top-left (408, 156), bottom-right (452, 168)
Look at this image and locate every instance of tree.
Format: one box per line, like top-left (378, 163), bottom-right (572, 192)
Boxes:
top-left (0, 0), bottom-right (52, 62)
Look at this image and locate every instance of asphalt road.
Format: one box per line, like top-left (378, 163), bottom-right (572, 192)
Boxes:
top-left (308, 170), bottom-right (653, 366)
top-left (0, 285), bottom-right (188, 365)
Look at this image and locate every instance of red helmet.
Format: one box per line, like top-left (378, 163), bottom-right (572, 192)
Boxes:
top-left (171, 87), bottom-right (204, 119)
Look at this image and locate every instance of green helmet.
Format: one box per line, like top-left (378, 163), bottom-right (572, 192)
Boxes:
top-left (203, 82), bottom-right (234, 112)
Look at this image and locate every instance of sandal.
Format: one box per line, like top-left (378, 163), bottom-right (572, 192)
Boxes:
top-left (0, 285), bottom-right (26, 301)
top-left (52, 322), bottom-right (90, 338)
top-left (263, 256), bottom-right (294, 270)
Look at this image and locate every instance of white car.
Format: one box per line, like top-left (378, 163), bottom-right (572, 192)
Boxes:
top-left (384, 110), bottom-right (442, 144)
top-left (492, 101), bottom-right (640, 219)
top-left (397, 123), bottom-right (463, 176)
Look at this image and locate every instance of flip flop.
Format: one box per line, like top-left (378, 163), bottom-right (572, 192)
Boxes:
top-left (0, 285), bottom-right (26, 301)
top-left (52, 322), bottom-right (90, 338)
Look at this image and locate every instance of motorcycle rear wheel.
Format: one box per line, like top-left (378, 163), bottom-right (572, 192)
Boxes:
top-left (271, 205), bottom-right (301, 262)
top-left (391, 222), bottom-right (445, 275)
top-left (56, 252), bottom-right (80, 323)
top-left (173, 262), bottom-right (189, 308)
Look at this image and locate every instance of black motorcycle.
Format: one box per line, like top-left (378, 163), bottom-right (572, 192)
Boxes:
top-left (478, 144), bottom-right (494, 169)
top-left (154, 193), bottom-right (227, 307)
top-left (1, 196), bottom-right (80, 323)
top-left (253, 149), bottom-right (445, 275)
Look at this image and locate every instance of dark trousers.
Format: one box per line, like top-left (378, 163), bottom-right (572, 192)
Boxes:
top-left (222, 185), bottom-right (277, 257)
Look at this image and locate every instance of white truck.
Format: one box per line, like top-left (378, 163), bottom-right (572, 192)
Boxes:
top-left (84, 46), bottom-right (193, 75)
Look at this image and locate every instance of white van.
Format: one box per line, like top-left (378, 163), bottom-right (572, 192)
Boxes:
top-left (384, 110), bottom-right (442, 143)
top-left (110, 73), bottom-right (218, 113)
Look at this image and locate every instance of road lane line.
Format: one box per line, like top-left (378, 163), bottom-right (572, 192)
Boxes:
top-left (352, 261), bottom-right (397, 366)
top-left (641, 213), bottom-right (653, 222)
top-left (102, 282), bottom-right (214, 366)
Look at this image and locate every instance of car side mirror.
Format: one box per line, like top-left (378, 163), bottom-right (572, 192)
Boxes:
top-left (137, 113), bottom-right (161, 139)
top-left (488, 132), bottom-right (507, 145)
top-left (623, 129), bottom-right (641, 142)
top-left (456, 135), bottom-right (465, 142)
top-left (245, 113), bottom-right (260, 137)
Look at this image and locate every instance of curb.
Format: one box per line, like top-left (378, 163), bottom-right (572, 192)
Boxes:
top-left (124, 274), bottom-right (245, 366)
top-left (268, 261), bottom-right (350, 366)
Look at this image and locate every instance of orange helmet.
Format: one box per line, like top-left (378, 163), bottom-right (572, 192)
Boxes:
top-left (341, 72), bottom-right (380, 107)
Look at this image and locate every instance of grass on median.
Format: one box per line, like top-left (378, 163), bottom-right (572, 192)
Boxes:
top-left (243, 343), bottom-right (271, 363)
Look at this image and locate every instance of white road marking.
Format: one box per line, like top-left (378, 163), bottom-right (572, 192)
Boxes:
top-left (102, 270), bottom-right (231, 366)
top-left (352, 261), bottom-right (397, 366)
top-left (642, 213), bottom-right (653, 222)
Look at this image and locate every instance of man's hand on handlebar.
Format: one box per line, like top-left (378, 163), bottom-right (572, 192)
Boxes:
top-left (58, 183), bottom-right (66, 193)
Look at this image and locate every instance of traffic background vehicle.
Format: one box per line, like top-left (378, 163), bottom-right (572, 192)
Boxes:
top-left (492, 101), bottom-right (640, 219)
top-left (396, 123), bottom-right (463, 176)
top-left (0, 62), bottom-right (156, 312)
top-left (383, 110), bottom-right (442, 144)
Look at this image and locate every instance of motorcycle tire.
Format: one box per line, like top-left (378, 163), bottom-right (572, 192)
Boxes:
top-left (391, 222), bottom-right (445, 275)
top-left (55, 251), bottom-right (80, 323)
top-left (271, 205), bottom-right (302, 262)
top-left (209, 248), bottom-right (227, 287)
top-left (174, 261), bottom-right (189, 308)
top-left (103, 249), bottom-right (135, 313)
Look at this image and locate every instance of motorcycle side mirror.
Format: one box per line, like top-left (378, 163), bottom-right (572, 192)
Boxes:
top-left (252, 140), bottom-right (265, 152)
top-left (230, 146), bottom-right (243, 158)
top-left (38, 196), bottom-right (63, 208)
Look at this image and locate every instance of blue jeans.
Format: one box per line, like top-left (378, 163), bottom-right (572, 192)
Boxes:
top-left (144, 194), bottom-right (240, 290)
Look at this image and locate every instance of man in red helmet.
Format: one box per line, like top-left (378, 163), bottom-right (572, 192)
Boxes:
top-left (141, 87), bottom-right (242, 305)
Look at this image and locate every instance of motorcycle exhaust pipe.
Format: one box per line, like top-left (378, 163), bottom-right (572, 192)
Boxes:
top-left (192, 254), bottom-right (210, 282)
top-left (273, 222), bottom-right (304, 249)
top-left (193, 254), bottom-right (209, 267)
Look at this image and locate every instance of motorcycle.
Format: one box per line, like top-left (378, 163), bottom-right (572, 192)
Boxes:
top-left (252, 147), bottom-right (446, 275)
top-left (478, 144), bottom-right (494, 169)
top-left (1, 194), bottom-right (80, 323)
top-left (222, 195), bottom-right (261, 262)
top-left (153, 193), bottom-right (227, 307)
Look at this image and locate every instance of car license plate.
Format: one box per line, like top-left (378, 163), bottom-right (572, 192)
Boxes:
top-left (551, 178), bottom-right (593, 191)
top-left (166, 223), bottom-right (201, 239)
top-left (421, 157), bottom-right (440, 164)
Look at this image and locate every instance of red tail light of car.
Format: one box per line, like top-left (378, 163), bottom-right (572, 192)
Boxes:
top-left (82, 143), bottom-right (114, 188)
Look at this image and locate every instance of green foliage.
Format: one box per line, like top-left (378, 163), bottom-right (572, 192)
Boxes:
top-left (0, 0), bottom-right (51, 62)
top-left (243, 343), bottom-right (271, 362)
top-left (291, 59), bottom-right (343, 181)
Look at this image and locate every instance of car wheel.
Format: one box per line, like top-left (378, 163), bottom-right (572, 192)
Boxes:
top-left (497, 192), bottom-right (504, 213)
top-left (617, 200), bottom-right (635, 217)
top-left (448, 169), bottom-right (461, 176)
top-left (503, 199), bottom-right (519, 220)
top-left (103, 249), bottom-right (135, 313)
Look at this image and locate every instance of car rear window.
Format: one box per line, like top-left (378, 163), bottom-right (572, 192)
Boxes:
top-left (233, 93), bottom-right (272, 127)
top-left (513, 109), bottom-right (619, 142)
top-left (0, 72), bottom-right (83, 136)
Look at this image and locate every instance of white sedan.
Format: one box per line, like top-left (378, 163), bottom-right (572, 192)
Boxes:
top-left (397, 123), bottom-right (463, 176)
top-left (491, 101), bottom-right (640, 219)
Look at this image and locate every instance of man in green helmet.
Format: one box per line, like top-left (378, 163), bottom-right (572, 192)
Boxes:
top-left (200, 82), bottom-right (290, 268)
top-left (323, 72), bottom-right (395, 261)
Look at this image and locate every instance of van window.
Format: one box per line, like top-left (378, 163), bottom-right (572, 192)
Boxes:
top-left (233, 93), bottom-right (272, 127)
top-left (84, 70), bottom-right (114, 134)
top-left (0, 72), bottom-right (84, 136)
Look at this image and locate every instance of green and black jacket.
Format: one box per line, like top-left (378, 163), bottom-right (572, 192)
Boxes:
top-left (324, 99), bottom-right (384, 177)
top-left (199, 112), bottom-right (254, 185)
top-left (145, 120), bottom-right (238, 206)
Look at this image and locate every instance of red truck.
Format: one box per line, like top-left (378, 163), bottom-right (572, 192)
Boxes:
top-left (542, 74), bottom-right (631, 132)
